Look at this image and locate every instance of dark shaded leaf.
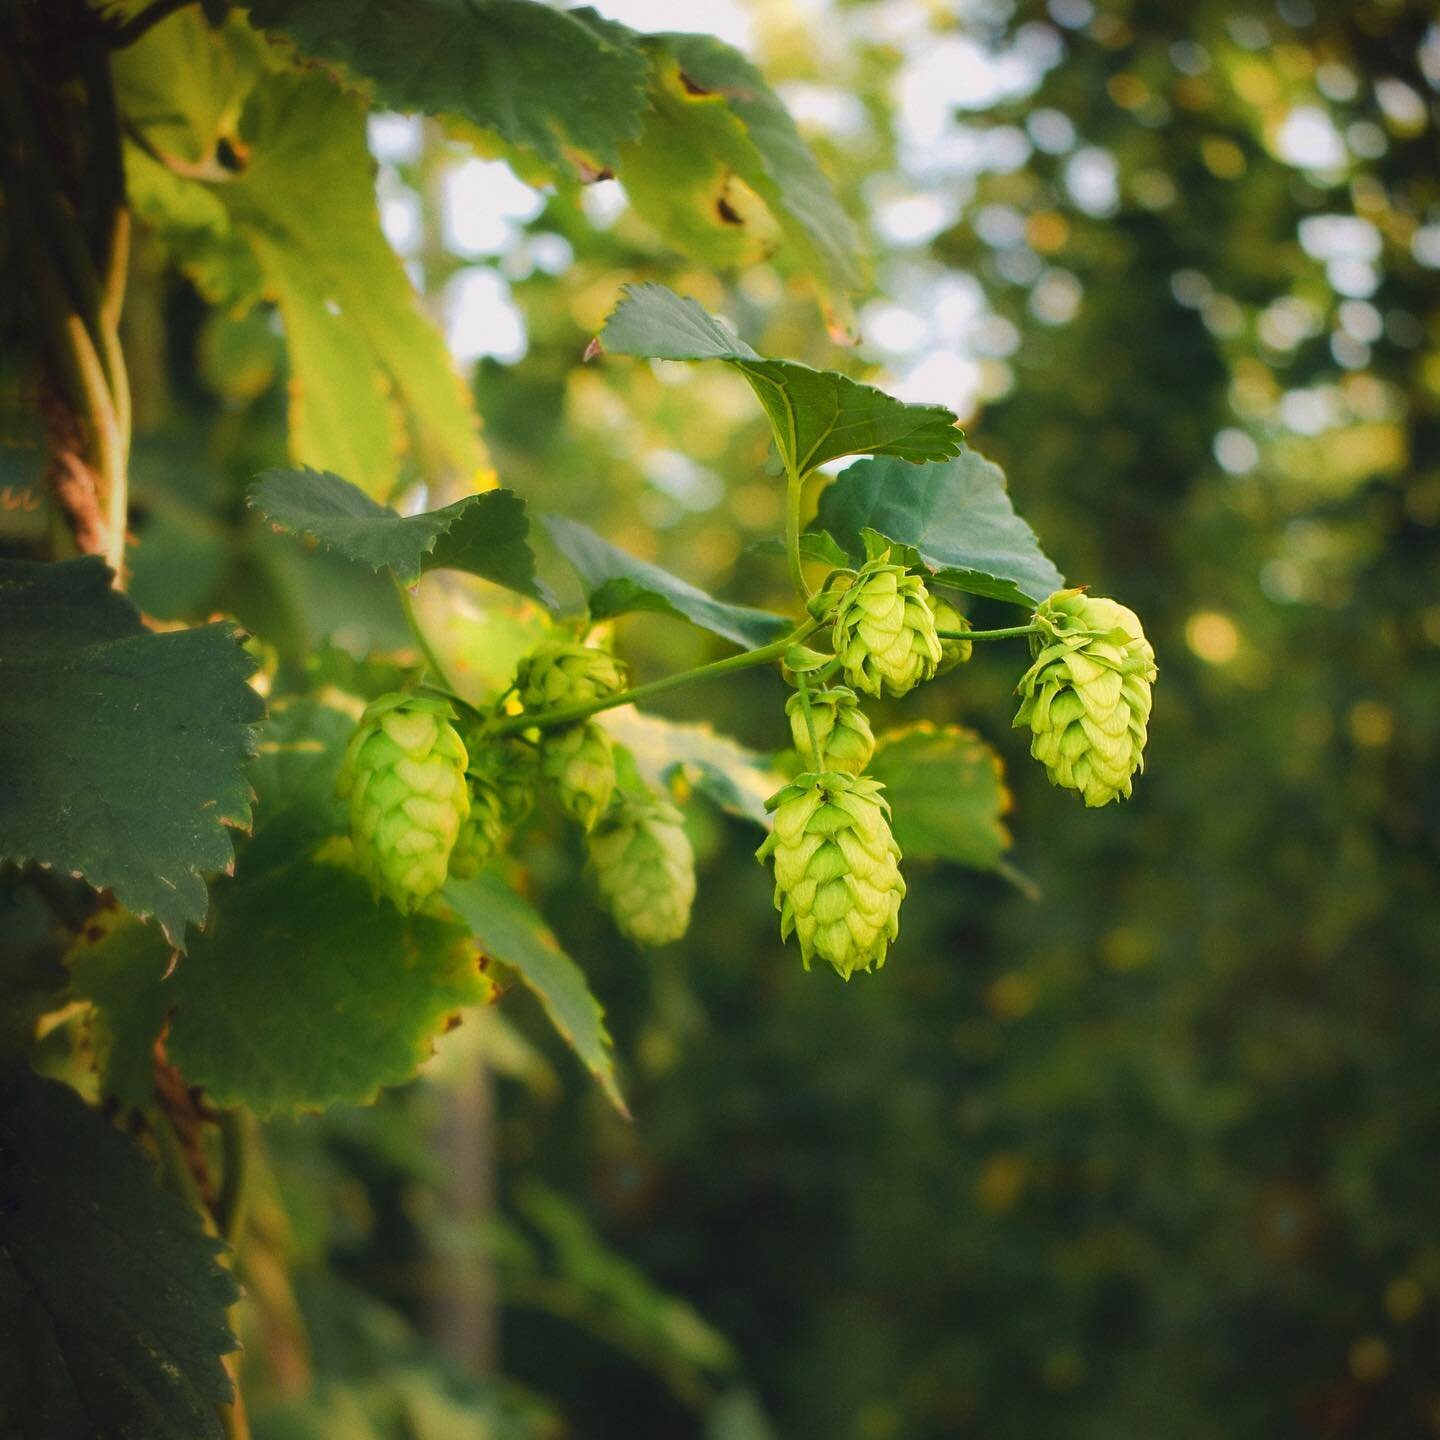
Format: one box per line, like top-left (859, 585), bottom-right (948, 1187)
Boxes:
top-left (0, 558), bottom-right (262, 947)
top-left (0, 1067), bottom-right (237, 1440)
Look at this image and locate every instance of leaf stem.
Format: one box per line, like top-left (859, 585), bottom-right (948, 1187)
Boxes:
top-left (490, 619), bottom-right (822, 738)
top-left (414, 682), bottom-right (487, 724)
top-left (784, 463), bottom-right (812, 601)
top-left (106, 0), bottom-right (197, 47)
top-left (938, 623), bottom-right (1040, 642)
top-left (215, 1109), bottom-right (255, 1252)
top-left (392, 575), bottom-right (458, 692)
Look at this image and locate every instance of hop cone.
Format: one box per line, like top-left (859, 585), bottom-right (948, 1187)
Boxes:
top-left (830, 555), bottom-right (942, 698)
top-left (471, 738), bottom-right (536, 828)
top-left (786, 687), bottom-right (874, 773)
top-left (337, 694), bottom-right (470, 912)
top-left (1013, 588), bottom-right (1157, 807)
top-left (541, 722), bottom-right (615, 830)
top-left (756, 771), bottom-right (905, 980)
top-left (448, 771), bottom-right (505, 879)
top-left (587, 794), bottom-right (696, 946)
top-left (927, 592), bottom-right (973, 672)
top-left (517, 639), bottom-right (626, 714)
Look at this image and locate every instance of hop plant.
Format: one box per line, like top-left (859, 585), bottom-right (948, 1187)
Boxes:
top-left (541, 722), bottom-right (616, 830)
top-left (927, 592), bottom-right (973, 673)
top-left (830, 553), bottom-right (943, 698)
top-left (587, 793), bottom-right (696, 946)
top-left (787, 687), bottom-right (874, 773)
top-left (337, 694), bottom-right (470, 912)
top-left (756, 771), bottom-right (905, 980)
top-left (517, 638), bottom-right (627, 714)
top-left (448, 771), bottom-right (505, 879)
top-left (1014, 587), bottom-right (1157, 807)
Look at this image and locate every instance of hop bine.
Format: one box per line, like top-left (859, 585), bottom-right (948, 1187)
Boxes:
top-left (1014, 588), bottom-right (1157, 807)
top-left (756, 771), bottom-right (905, 980)
top-left (587, 793), bottom-right (696, 946)
top-left (541, 722), bottom-right (616, 831)
top-left (787, 686), bottom-right (874, 773)
top-left (337, 694), bottom-right (470, 912)
top-left (828, 552), bottom-right (943, 698)
top-left (517, 638), bottom-right (626, 713)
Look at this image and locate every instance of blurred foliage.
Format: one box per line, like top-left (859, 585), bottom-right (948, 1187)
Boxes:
top-left (5, 0), bottom-right (1440, 1435)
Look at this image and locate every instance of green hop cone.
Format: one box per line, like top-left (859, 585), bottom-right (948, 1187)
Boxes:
top-left (830, 554), bottom-right (943, 698)
top-left (786, 687), bottom-right (874, 773)
top-left (470, 738), bottom-right (537, 828)
top-left (756, 771), bottom-right (905, 980)
top-left (336, 694), bottom-right (470, 912)
top-left (448, 771), bottom-right (505, 879)
top-left (541, 722), bottom-right (616, 830)
top-left (587, 793), bottom-right (696, 947)
top-left (517, 638), bottom-right (626, 714)
top-left (927, 592), bottom-right (973, 672)
top-left (1013, 587), bottom-right (1157, 807)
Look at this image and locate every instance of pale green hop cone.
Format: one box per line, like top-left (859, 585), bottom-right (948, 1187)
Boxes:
top-left (1013, 588), bottom-right (1157, 807)
top-left (786, 687), bottom-right (875, 773)
top-left (756, 771), bottom-right (905, 980)
top-left (516, 638), bottom-right (626, 714)
top-left (927, 592), bottom-right (973, 672)
top-left (337, 694), bottom-right (470, 912)
top-left (541, 722), bottom-right (616, 830)
top-left (830, 554), bottom-right (943, 698)
top-left (448, 770), bottom-right (505, 879)
top-left (587, 793), bottom-right (696, 946)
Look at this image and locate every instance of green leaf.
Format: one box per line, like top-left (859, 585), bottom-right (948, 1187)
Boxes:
top-left (123, 57), bottom-right (484, 498)
top-left (0, 557), bottom-right (262, 947)
top-left (250, 467), bottom-right (551, 603)
top-left (618, 35), bottom-right (865, 323)
top-left (868, 724), bottom-right (1012, 871)
top-left (599, 284), bottom-right (961, 476)
top-left (71, 853), bottom-right (489, 1118)
top-left (0, 1067), bottom-right (238, 1440)
top-left (811, 449), bottom-right (1065, 607)
top-left (544, 515), bottom-right (788, 649)
top-left (599, 707), bottom-right (781, 827)
top-left (443, 873), bottom-right (627, 1118)
top-left (246, 0), bottom-right (650, 170)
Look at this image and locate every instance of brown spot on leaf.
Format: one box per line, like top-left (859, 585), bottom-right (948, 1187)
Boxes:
top-left (678, 71), bottom-right (713, 96)
top-left (442, 1013), bottom-right (463, 1033)
top-left (582, 336), bottom-right (603, 363)
top-left (716, 196), bottom-right (744, 226)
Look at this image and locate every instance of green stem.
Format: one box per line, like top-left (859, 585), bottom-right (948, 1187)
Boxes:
top-left (215, 1109), bottom-right (255, 1252)
top-left (784, 463), bottom-right (811, 601)
top-left (107, 0), bottom-right (197, 46)
top-left (938, 623), bottom-right (1040, 642)
top-left (392, 575), bottom-right (457, 691)
top-left (795, 674), bottom-right (824, 773)
top-left (414, 682), bottom-right (487, 725)
top-left (490, 619), bottom-right (822, 738)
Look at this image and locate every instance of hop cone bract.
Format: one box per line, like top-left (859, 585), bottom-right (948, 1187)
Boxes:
top-left (541, 722), bottom-right (615, 830)
top-left (448, 771), bottom-right (505, 879)
top-left (927, 592), bottom-right (973, 672)
top-left (517, 639), bottom-right (626, 713)
top-left (786, 687), bottom-right (874, 773)
top-left (831, 555), bottom-right (942, 698)
top-left (587, 793), bottom-right (696, 946)
top-left (1013, 588), bottom-right (1157, 807)
top-left (337, 694), bottom-right (469, 912)
top-left (756, 771), bottom-right (905, 980)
